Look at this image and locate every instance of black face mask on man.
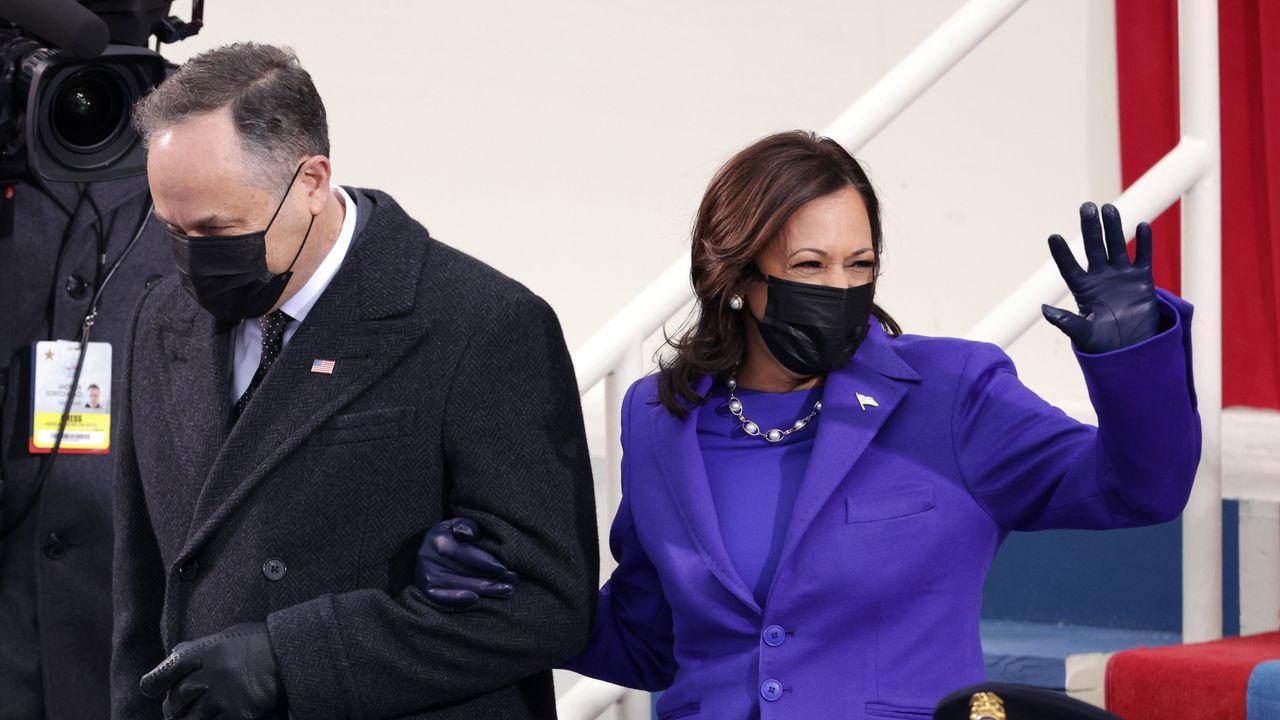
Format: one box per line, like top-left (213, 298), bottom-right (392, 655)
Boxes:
top-left (754, 276), bottom-right (874, 376)
top-left (168, 162), bottom-right (314, 322)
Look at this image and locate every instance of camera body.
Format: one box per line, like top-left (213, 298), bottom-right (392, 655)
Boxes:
top-left (0, 33), bottom-right (166, 183)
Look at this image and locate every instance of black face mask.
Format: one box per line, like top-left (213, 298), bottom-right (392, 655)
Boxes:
top-left (754, 276), bottom-right (874, 376)
top-left (168, 163), bottom-right (314, 322)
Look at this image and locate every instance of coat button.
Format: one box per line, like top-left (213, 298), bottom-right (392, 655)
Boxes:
top-left (177, 560), bottom-right (199, 581)
top-left (64, 274), bottom-right (87, 300)
top-left (763, 624), bottom-right (786, 647)
top-left (262, 558), bottom-right (287, 581)
top-left (42, 532), bottom-right (68, 559)
top-left (760, 679), bottom-right (783, 702)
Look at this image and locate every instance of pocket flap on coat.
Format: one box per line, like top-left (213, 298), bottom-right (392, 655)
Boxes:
top-left (312, 406), bottom-right (416, 445)
top-left (846, 484), bottom-right (936, 523)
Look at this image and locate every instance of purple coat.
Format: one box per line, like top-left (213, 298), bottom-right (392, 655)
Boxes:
top-left (562, 290), bottom-right (1199, 720)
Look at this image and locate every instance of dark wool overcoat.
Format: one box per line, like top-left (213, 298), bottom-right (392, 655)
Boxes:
top-left (111, 188), bottom-right (598, 720)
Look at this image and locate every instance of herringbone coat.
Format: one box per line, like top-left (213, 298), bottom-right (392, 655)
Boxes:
top-left (111, 188), bottom-right (598, 719)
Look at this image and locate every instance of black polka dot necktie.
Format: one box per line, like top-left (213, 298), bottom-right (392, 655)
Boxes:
top-left (233, 309), bottom-right (293, 418)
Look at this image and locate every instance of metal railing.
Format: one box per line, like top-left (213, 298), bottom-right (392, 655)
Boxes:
top-left (556, 0), bottom-right (1221, 715)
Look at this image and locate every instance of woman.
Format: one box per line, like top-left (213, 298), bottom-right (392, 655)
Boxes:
top-left (416, 131), bottom-right (1200, 719)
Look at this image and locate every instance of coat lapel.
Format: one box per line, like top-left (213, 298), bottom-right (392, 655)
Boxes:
top-left (158, 302), bottom-right (233, 517)
top-left (651, 377), bottom-right (761, 614)
top-left (181, 196), bottom-right (430, 557)
top-left (767, 322), bottom-right (921, 595)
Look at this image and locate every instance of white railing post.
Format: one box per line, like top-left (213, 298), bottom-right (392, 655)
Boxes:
top-left (603, 342), bottom-right (644, 572)
top-left (1179, 0), bottom-right (1223, 644)
top-left (587, 342), bottom-right (648, 720)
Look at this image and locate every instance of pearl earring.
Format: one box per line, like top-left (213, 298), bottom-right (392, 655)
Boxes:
top-left (729, 295), bottom-right (744, 311)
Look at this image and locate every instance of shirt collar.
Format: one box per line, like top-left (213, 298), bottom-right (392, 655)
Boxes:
top-left (278, 184), bottom-right (357, 324)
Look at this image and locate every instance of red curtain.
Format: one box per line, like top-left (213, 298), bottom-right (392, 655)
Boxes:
top-left (1116, 0), bottom-right (1280, 410)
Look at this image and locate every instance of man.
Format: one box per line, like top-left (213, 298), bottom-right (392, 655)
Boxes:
top-left (0, 177), bottom-right (171, 720)
top-left (85, 384), bottom-right (103, 409)
top-left (112, 42), bottom-right (598, 720)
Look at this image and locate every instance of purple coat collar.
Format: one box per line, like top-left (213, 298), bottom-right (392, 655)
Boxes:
top-left (649, 321), bottom-right (921, 613)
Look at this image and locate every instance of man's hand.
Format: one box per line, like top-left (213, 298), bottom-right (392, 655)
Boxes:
top-left (139, 621), bottom-right (283, 720)
top-left (416, 518), bottom-right (518, 610)
top-left (1042, 202), bottom-right (1161, 354)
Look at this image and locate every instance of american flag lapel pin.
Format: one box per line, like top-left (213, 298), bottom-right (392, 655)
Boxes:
top-left (856, 392), bottom-right (878, 411)
top-left (311, 358), bottom-right (336, 375)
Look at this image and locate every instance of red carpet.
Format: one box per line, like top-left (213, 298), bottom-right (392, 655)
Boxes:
top-left (1106, 632), bottom-right (1280, 720)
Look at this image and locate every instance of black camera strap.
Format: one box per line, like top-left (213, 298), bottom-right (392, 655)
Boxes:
top-left (0, 184), bottom-right (15, 400)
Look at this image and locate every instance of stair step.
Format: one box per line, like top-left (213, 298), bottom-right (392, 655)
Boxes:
top-left (981, 619), bottom-right (1181, 689)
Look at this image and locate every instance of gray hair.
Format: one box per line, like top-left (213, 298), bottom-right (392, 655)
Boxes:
top-left (134, 42), bottom-right (329, 188)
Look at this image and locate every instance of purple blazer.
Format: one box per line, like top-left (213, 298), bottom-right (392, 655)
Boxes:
top-left (562, 290), bottom-right (1200, 720)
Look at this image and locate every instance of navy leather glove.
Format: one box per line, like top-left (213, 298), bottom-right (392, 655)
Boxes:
top-left (416, 517), bottom-right (518, 610)
top-left (1042, 202), bottom-right (1161, 354)
top-left (139, 621), bottom-right (283, 720)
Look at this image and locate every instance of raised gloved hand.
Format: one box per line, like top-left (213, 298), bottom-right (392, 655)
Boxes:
top-left (139, 621), bottom-right (283, 720)
top-left (416, 517), bottom-right (518, 610)
top-left (1042, 202), bottom-right (1161, 354)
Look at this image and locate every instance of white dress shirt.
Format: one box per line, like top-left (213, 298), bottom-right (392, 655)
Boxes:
top-left (230, 185), bottom-right (357, 403)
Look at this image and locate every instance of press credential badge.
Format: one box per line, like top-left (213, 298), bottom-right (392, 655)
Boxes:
top-left (31, 340), bottom-right (112, 453)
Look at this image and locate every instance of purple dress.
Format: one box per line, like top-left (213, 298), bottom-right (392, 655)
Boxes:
top-left (697, 382), bottom-right (821, 607)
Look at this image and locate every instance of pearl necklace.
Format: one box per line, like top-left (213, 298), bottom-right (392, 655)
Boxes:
top-left (726, 370), bottom-right (822, 443)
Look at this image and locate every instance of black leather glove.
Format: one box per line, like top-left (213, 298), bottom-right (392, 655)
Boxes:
top-left (1042, 202), bottom-right (1161, 354)
top-left (416, 517), bottom-right (518, 610)
top-left (139, 621), bottom-right (283, 720)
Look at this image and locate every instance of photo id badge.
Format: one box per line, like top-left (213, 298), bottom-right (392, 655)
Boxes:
top-left (30, 340), bottom-right (112, 454)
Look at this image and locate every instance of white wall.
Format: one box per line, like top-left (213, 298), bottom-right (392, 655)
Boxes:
top-left (161, 0), bottom-right (1122, 425)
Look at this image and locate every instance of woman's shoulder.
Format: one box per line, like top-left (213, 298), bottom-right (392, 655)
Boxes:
top-left (625, 373), bottom-right (662, 405)
top-left (887, 331), bottom-right (1004, 366)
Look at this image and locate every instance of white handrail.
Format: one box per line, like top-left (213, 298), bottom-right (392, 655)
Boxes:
top-left (825, 0), bottom-right (1030, 150)
top-left (574, 259), bottom-right (690, 394)
top-left (557, 677), bottom-right (637, 720)
top-left (964, 136), bottom-right (1211, 345)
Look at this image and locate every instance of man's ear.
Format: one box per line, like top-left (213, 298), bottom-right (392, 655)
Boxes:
top-left (301, 155), bottom-right (333, 214)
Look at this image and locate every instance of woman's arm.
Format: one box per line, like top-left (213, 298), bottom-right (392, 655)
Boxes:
top-left (953, 291), bottom-right (1198, 531)
top-left (955, 203), bottom-right (1199, 530)
top-left (416, 379), bottom-right (678, 691)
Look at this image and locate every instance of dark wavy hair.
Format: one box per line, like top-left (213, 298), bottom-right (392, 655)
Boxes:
top-left (657, 130), bottom-right (901, 417)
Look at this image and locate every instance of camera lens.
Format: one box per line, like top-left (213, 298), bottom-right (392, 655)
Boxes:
top-left (50, 66), bottom-right (127, 152)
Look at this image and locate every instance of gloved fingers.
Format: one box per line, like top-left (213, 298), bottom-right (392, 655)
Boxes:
top-left (445, 574), bottom-right (516, 598)
top-left (1133, 221), bottom-right (1154, 269)
top-left (426, 521), bottom-right (515, 579)
top-left (1078, 202), bottom-right (1107, 270)
top-left (446, 517), bottom-right (480, 540)
top-left (141, 647), bottom-right (203, 698)
top-left (1100, 203), bottom-right (1130, 266)
top-left (1042, 304), bottom-right (1090, 343)
top-left (420, 566), bottom-right (504, 594)
top-left (426, 587), bottom-right (481, 609)
top-left (1047, 234), bottom-right (1085, 287)
top-left (162, 679), bottom-right (207, 720)
top-left (440, 540), bottom-right (517, 579)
